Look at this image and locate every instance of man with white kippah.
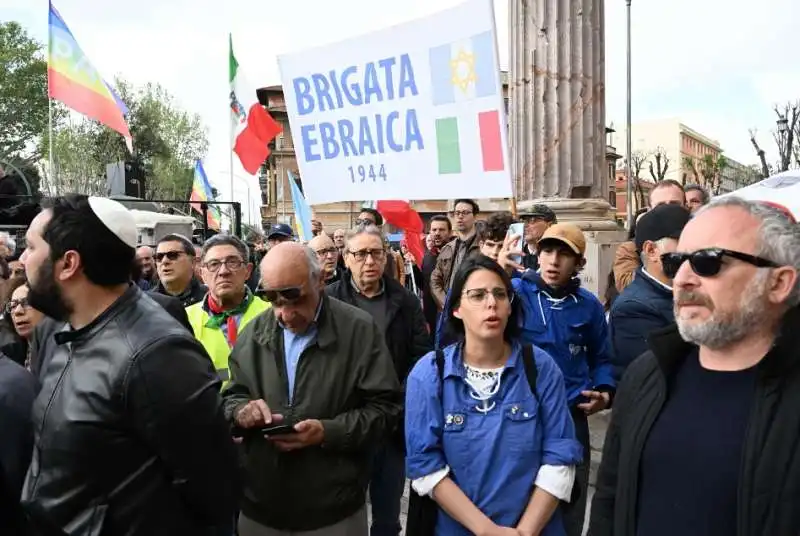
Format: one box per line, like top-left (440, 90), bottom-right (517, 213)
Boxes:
top-left (20, 195), bottom-right (240, 535)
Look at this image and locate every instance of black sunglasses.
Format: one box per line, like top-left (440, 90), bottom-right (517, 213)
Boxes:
top-left (155, 251), bottom-right (187, 263)
top-left (261, 286), bottom-right (303, 304)
top-left (660, 248), bottom-right (779, 279)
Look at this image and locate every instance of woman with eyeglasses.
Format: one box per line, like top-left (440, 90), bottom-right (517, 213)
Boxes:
top-left (405, 256), bottom-right (582, 536)
top-left (0, 277), bottom-right (44, 369)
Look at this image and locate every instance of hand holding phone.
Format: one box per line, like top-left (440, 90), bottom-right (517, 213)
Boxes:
top-left (506, 223), bottom-right (526, 265)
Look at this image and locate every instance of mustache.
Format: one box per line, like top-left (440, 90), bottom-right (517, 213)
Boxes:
top-left (674, 290), bottom-right (712, 307)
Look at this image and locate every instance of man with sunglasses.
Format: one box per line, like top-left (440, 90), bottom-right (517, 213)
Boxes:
top-left (151, 233), bottom-right (207, 307)
top-left (187, 235), bottom-right (270, 389)
top-left (609, 203), bottom-right (691, 380)
top-left (222, 241), bottom-right (402, 536)
top-left (590, 197), bottom-right (800, 536)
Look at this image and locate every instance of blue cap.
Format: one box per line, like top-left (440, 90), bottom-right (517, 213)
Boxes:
top-left (268, 223), bottom-right (293, 239)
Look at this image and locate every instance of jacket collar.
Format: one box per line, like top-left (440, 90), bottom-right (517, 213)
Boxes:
top-left (648, 306), bottom-right (800, 379)
top-left (255, 292), bottom-right (337, 350)
top-left (54, 285), bottom-right (140, 345)
top-left (336, 270), bottom-right (406, 310)
top-left (634, 267), bottom-right (673, 297)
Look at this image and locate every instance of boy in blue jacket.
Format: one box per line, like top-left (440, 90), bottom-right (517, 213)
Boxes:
top-left (499, 222), bottom-right (615, 536)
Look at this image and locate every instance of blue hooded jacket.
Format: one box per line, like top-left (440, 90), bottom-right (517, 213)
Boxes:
top-left (512, 272), bottom-right (615, 405)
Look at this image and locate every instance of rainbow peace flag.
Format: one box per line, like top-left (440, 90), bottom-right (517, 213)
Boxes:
top-left (48, 1), bottom-right (132, 151)
top-left (190, 160), bottom-right (221, 230)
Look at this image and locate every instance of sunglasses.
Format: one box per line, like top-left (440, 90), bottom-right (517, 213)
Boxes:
top-left (660, 248), bottom-right (779, 279)
top-left (261, 286), bottom-right (303, 304)
top-left (155, 251), bottom-right (187, 263)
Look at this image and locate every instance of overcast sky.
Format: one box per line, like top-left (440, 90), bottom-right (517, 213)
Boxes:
top-left (5, 0), bottom-right (797, 218)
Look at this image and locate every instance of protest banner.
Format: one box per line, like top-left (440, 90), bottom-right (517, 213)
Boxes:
top-left (278, 0), bottom-right (512, 205)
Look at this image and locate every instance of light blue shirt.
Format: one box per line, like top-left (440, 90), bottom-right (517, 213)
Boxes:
top-left (280, 301), bottom-right (323, 403)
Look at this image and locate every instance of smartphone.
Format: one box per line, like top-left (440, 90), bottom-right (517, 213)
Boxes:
top-left (506, 222), bottom-right (526, 264)
top-left (260, 424), bottom-right (298, 436)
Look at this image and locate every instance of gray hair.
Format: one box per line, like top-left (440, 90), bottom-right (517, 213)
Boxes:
top-left (302, 245), bottom-right (322, 283)
top-left (344, 224), bottom-right (384, 251)
top-left (0, 232), bottom-right (16, 252)
top-left (640, 237), bottom-right (672, 266)
top-left (698, 196), bottom-right (800, 306)
top-left (201, 234), bottom-right (249, 261)
top-left (685, 183), bottom-right (710, 204)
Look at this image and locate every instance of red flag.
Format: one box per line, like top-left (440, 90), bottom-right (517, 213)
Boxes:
top-left (376, 200), bottom-right (424, 268)
top-left (233, 105), bottom-right (282, 174)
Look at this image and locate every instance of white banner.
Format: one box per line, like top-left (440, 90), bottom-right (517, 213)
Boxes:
top-left (278, 0), bottom-right (512, 205)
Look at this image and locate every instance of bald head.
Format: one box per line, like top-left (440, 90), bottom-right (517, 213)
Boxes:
top-left (308, 233), bottom-right (334, 251)
top-left (135, 245), bottom-right (155, 279)
top-left (260, 242), bottom-right (321, 290)
top-left (260, 242), bottom-right (323, 333)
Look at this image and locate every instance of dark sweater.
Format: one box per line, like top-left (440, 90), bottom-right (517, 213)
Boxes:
top-left (636, 350), bottom-right (757, 536)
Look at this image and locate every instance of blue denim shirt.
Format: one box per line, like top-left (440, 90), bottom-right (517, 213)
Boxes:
top-left (405, 341), bottom-right (583, 536)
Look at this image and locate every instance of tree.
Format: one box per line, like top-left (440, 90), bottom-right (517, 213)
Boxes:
top-left (698, 154), bottom-right (728, 195)
top-left (648, 147), bottom-right (670, 181)
top-left (44, 80), bottom-right (208, 201)
top-left (629, 150), bottom-right (649, 209)
top-left (0, 22), bottom-right (49, 158)
top-left (749, 101), bottom-right (800, 178)
top-left (681, 156), bottom-right (699, 185)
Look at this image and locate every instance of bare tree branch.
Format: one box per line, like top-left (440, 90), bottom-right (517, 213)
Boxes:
top-left (749, 128), bottom-right (771, 178)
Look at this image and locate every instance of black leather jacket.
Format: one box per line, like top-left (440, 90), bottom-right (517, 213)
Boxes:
top-left (23, 286), bottom-right (240, 536)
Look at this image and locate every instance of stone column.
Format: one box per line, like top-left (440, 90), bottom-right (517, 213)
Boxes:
top-left (508, 0), bottom-right (626, 297)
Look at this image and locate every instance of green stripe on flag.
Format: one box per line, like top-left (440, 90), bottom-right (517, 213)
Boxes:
top-left (435, 117), bottom-right (461, 174)
top-left (229, 34), bottom-right (239, 84)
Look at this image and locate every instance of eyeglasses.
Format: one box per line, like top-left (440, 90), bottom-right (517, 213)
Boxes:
top-left (315, 247), bottom-right (337, 257)
top-left (5, 297), bottom-right (29, 314)
top-left (203, 258), bottom-right (245, 272)
top-left (462, 287), bottom-right (513, 305)
top-left (349, 249), bottom-right (386, 262)
top-left (453, 210), bottom-right (473, 217)
top-left (660, 248), bottom-right (779, 279)
top-left (155, 251), bottom-right (187, 263)
top-left (355, 218), bottom-right (376, 226)
top-left (261, 286), bottom-right (303, 304)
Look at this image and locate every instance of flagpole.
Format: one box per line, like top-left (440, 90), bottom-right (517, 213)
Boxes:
top-left (48, 97), bottom-right (55, 194)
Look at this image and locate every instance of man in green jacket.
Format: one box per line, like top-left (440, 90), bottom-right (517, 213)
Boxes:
top-left (223, 241), bottom-right (403, 536)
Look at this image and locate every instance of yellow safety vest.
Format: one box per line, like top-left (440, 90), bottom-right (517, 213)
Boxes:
top-left (186, 296), bottom-right (270, 389)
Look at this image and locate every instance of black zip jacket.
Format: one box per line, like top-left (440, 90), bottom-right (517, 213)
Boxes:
top-left (23, 287), bottom-right (240, 536)
top-left (588, 307), bottom-right (800, 536)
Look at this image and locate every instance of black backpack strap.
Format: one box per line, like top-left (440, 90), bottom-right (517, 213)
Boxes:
top-left (521, 345), bottom-right (540, 403)
top-left (435, 348), bottom-right (445, 395)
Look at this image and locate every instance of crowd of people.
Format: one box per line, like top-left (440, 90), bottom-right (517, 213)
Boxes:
top-left (1, 183), bottom-right (800, 536)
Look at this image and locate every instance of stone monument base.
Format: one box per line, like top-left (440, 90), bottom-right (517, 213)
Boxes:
top-left (517, 198), bottom-right (627, 299)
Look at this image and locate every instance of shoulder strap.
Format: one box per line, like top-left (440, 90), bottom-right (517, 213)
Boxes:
top-left (521, 345), bottom-right (540, 403)
top-left (435, 348), bottom-right (445, 397)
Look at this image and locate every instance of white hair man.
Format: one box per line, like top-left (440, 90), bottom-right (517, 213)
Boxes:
top-left (590, 197), bottom-right (800, 536)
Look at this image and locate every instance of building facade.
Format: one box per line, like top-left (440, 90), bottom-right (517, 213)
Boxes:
top-left (611, 118), bottom-right (723, 186)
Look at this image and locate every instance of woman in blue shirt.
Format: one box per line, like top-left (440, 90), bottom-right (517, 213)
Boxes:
top-left (405, 256), bottom-right (582, 536)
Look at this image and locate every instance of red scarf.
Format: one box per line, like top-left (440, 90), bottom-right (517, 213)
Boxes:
top-left (207, 294), bottom-right (242, 347)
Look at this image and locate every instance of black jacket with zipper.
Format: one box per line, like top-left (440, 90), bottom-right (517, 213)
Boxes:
top-left (22, 286), bottom-right (240, 536)
top-left (221, 293), bottom-right (403, 531)
top-left (588, 307), bottom-right (800, 536)
top-left (326, 272), bottom-right (431, 389)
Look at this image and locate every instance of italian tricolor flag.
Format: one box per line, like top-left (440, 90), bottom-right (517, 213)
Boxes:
top-left (229, 34), bottom-right (282, 175)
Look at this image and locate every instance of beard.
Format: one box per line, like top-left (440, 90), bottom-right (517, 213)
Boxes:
top-left (675, 269), bottom-right (770, 350)
top-left (27, 258), bottom-right (72, 322)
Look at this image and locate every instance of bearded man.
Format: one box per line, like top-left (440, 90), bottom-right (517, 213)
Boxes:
top-left (589, 197), bottom-right (800, 536)
top-left (20, 195), bottom-right (239, 535)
